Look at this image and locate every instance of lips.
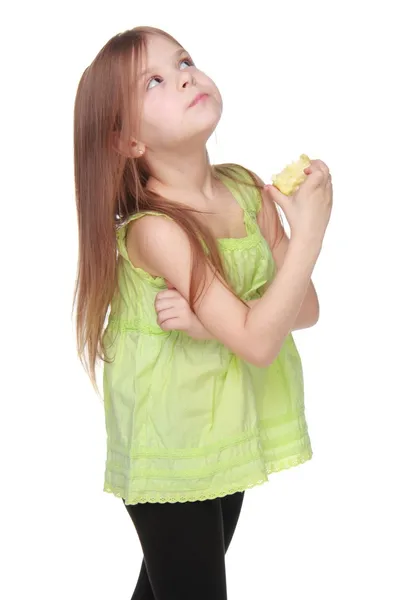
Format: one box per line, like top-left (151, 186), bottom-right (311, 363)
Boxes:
top-left (189, 93), bottom-right (209, 107)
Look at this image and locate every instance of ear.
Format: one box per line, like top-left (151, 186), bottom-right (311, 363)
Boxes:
top-left (112, 133), bottom-right (145, 159)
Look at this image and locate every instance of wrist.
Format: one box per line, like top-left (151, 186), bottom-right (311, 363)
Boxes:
top-left (188, 315), bottom-right (215, 340)
top-left (290, 234), bottom-right (322, 257)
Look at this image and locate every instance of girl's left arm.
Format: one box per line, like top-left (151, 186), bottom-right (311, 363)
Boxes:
top-left (155, 176), bottom-right (320, 340)
top-left (256, 181), bottom-right (320, 331)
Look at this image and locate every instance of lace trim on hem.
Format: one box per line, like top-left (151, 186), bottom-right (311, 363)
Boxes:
top-left (105, 477), bottom-right (268, 505)
top-left (104, 450), bottom-right (312, 505)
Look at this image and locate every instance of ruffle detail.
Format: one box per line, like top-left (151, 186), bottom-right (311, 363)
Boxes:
top-left (103, 449), bottom-right (312, 505)
top-left (217, 231), bottom-right (262, 251)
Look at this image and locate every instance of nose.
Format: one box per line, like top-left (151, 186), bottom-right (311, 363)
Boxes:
top-left (178, 68), bottom-right (195, 89)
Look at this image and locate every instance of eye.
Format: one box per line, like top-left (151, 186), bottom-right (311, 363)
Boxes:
top-left (180, 57), bottom-right (194, 69)
top-left (146, 56), bottom-right (194, 90)
top-left (147, 76), bottom-right (162, 90)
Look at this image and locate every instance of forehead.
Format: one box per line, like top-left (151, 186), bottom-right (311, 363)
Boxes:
top-left (142, 34), bottom-right (185, 66)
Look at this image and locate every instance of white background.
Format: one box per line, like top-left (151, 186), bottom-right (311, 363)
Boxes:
top-left (1, 0), bottom-right (399, 598)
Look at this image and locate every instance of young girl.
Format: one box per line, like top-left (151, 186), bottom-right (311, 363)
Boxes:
top-left (73, 25), bottom-right (332, 600)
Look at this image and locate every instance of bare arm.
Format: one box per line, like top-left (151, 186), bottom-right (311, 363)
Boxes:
top-left (257, 178), bottom-right (320, 330)
top-left (183, 176), bottom-right (320, 340)
top-left (127, 215), bottom-right (322, 367)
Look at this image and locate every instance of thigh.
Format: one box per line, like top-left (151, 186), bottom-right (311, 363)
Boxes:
top-left (123, 497), bottom-right (228, 600)
top-left (221, 491), bottom-right (245, 552)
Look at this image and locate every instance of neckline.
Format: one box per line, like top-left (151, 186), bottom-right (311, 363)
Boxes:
top-left (119, 169), bottom-right (258, 245)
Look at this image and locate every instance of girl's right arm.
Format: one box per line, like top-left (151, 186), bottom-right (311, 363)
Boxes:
top-left (127, 216), bottom-right (322, 367)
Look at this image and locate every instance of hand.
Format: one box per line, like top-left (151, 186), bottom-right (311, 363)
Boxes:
top-left (154, 283), bottom-right (214, 340)
top-left (265, 159), bottom-right (333, 244)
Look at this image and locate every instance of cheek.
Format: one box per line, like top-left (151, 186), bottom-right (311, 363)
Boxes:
top-left (212, 85), bottom-right (223, 107)
top-left (143, 97), bottom-right (169, 126)
top-left (198, 72), bottom-right (222, 103)
top-left (212, 89), bottom-right (223, 111)
top-left (141, 98), bottom-right (179, 143)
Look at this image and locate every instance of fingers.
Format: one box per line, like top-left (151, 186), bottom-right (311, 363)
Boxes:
top-left (155, 297), bottom-right (174, 311)
top-left (155, 289), bottom-right (189, 329)
top-left (326, 173), bottom-right (332, 189)
top-left (311, 160), bottom-right (330, 179)
top-left (310, 159), bottom-right (329, 176)
top-left (156, 289), bottom-right (181, 301)
top-left (158, 317), bottom-right (181, 331)
top-left (155, 294), bottom-right (186, 313)
top-left (156, 306), bottom-right (178, 326)
top-left (304, 159), bottom-right (331, 188)
top-left (155, 290), bottom-right (183, 311)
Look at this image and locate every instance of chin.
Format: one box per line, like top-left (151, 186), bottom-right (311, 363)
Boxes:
top-left (190, 120), bottom-right (220, 147)
top-left (166, 104), bottom-right (223, 150)
top-left (193, 102), bottom-right (222, 136)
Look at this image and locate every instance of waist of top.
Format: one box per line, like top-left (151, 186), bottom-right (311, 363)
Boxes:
top-left (106, 315), bottom-right (167, 335)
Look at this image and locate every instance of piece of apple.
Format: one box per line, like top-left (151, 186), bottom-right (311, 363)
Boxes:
top-left (272, 154), bottom-right (311, 195)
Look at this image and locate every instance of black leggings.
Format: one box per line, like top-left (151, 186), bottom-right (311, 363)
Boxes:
top-left (122, 490), bottom-right (245, 600)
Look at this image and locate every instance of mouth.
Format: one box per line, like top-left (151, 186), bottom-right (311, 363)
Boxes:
top-left (188, 93), bottom-right (209, 108)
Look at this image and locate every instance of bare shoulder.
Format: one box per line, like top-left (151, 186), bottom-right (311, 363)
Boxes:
top-left (127, 213), bottom-right (186, 248)
top-left (126, 213), bottom-right (191, 278)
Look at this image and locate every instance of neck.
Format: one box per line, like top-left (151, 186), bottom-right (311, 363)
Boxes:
top-left (145, 146), bottom-right (218, 203)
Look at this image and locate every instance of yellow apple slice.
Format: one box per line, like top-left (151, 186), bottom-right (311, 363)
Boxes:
top-left (272, 154), bottom-right (311, 195)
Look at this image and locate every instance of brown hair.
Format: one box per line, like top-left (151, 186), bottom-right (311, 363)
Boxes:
top-left (72, 26), bottom-right (283, 394)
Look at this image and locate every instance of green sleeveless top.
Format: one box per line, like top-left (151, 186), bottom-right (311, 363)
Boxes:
top-left (102, 164), bottom-right (313, 505)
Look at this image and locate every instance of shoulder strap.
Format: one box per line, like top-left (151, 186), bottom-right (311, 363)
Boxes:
top-left (215, 163), bottom-right (262, 215)
top-left (116, 210), bottom-right (172, 262)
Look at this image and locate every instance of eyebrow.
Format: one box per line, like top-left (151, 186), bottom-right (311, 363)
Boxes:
top-left (139, 48), bottom-right (188, 78)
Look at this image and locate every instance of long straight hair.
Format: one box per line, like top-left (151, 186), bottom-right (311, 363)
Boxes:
top-left (72, 26), bottom-right (283, 394)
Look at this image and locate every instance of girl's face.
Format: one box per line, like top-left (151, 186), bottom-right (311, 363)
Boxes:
top-left (135, 34), bottom-right (223, 153)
